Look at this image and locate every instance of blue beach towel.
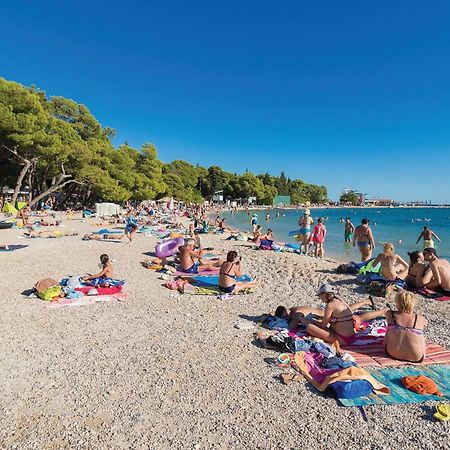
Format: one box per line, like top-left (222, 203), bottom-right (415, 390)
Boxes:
top-left (338, 365), bottom-right (450, 407)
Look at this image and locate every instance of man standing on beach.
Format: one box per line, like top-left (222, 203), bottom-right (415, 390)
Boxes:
top-left (251, 214), bottom-right (258, 232)
top-left (416, 226), bottom-right (441, 249)
top-left (344, 217), bottom-right (355, 242)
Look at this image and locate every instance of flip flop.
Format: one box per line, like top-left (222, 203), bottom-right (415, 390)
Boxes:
top-left (434, 403), bottom-right (450, 422)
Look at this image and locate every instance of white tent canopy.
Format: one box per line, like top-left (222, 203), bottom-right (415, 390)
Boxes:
top-left (95, 202), bottom-right (121, 216)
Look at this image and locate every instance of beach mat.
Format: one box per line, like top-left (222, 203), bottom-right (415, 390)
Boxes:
top-left (418, 288), bottom-right (450, 302)
top-left (175, 269), bottom-right (220, 277)
top-left (343, 342), bottom-right (450, 368)
top-left (92, 229), bottom-right (123, 235)
top-left (187, 274), bottom-right (252, 287)
top-left (0, 244), bottom-right (28, 252)
top-left (338, 365), bottom-right (450, 407)
top-left (185, 286), bottom-right (255, 296)
top-left (47, 292), bottom-right (127, 308)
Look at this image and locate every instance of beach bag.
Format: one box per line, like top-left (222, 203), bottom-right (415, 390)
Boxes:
top-left (401, 375), bottom-right (443, 397)
top-left (37, 285), bottom-right (62, 301)
top-left (34, 278), bottom-right (58, 293)
top-left (329, 380), bottom-right (373, 399)
top-left (367, 281), bottom-right (388, 297)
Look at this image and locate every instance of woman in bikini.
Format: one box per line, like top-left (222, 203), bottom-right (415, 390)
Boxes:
top-left (372, 242), bottom-right (409, 281)
top-left (82, 254), bottom-right (115, 287)
top-left (384, 291), bottom-right (427, 363)
top-left (352, 218), bottom-right (375, 261)
top-left (218, 251), bottom-right (256, 294)
top-left (295, 284), bottom-right (357, 345)
top-left (404, 251), bottom-right (429, 289)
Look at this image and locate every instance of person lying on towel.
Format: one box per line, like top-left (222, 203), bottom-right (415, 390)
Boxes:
top-left (179, 239), bottom-right (222, 274)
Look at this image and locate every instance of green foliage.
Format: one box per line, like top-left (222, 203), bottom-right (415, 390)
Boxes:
top-left (0, 77), bottom-right (328, 205)
top-left (340, 191), bottom-right (360, 205)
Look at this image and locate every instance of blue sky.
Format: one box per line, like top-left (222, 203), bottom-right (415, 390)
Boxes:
top-left (2, 1), bottom-right (450, 202)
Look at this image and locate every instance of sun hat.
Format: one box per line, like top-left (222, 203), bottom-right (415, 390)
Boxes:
top-left (318, 284), bottom-right (334, 294)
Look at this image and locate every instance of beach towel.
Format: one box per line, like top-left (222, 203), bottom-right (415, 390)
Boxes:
top-left (294, 351), bottom-right (390, 396)
top-left (92, 229), bottom-right (123, 235)
top-left (0, 244), bottom-right (28, 252)
top-left (47, 292), bottom-right (128, 308)
top-left (417, 288), bottom-right (450, 301)
top-left (174, 269), bottom-right (220, 277)
top-left (182, 285), bottom-right (255, 295)
top-left (337, 365), bottom-right (450, 407)
top-left (74, 285), bottom-right (123, 295)
top-left (343, 342), bottom-right (450, 368)
top-left (187, 274), bottom-right (252, 287)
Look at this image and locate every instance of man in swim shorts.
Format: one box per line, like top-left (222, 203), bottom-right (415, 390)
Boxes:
top-left (344, 217), bottom-right (355, 242)
top-left (416, 226), bottom-right (441, 250)
top-left (297, 209), bottom-right (314, 254)
top-left (179, 239), bottom-right (222, 273)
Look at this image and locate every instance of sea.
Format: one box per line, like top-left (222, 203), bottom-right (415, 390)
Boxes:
top-left (221, 207), bottom-right (450, 261)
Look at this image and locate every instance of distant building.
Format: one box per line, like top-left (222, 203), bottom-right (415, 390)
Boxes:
top-left (273, 195), bottom-right (291, 206)
top-left (365, 198), bottom-right (395, 207)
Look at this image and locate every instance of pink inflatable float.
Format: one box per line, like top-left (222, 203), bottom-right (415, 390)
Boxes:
top-left (155, 237), bottom-right (184, 258)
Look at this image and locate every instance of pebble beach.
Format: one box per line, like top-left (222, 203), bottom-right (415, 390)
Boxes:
top-left (1, 216), bottom-right (449, 450)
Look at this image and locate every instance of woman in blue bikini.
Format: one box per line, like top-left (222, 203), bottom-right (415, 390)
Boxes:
top-left (219, 251), bottom-right (256, 294)
top-left (352, 218), bottom-right (375, 261)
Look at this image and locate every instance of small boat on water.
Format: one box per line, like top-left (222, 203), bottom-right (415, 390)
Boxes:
top-left (0, 221), bottom-right (14, 229)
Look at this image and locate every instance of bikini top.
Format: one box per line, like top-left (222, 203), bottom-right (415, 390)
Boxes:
top-left (387, 312), bottom-right (423, 336)
top-left (220, 263), bottom-right (236, 280)
top-left (330, 299), bottom-right (354, 323)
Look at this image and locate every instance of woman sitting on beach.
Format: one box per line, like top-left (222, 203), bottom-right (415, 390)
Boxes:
top-left (248, 225), bottom-right (263, 244)
top-left (219, 251), bottom-right (257, 294)
top-left (292, 284), bottom-right (358, 345)
top-left (404, 251), bottom-right (428, 289)
top-left (82, 254), bottom-right (114, 286)
top-left (372, 243), bottom-right (409, 281)
top-left (384, 291), bottom-right (427, 363)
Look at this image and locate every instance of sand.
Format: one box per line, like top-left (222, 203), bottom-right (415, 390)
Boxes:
top-left (0, 216), bottom-right (449, 450)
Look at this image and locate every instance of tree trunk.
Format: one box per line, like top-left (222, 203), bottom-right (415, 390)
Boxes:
top-left (30, 179), bottom-right (81, 207)
top-left (11, 159), bottom-right (32, 206)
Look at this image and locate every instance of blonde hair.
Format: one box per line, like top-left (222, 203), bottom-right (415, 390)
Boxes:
top-left (395, 291), bottom-right (416, 314)
top-left (383, 242), bottom-right (395, 257)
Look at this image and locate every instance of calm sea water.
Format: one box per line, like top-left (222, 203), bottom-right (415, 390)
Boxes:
top-left (222, 207), bottom-right (450, 261)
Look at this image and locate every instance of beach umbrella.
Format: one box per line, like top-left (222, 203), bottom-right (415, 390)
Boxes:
top-left (2, 202), bottom-right (18, 214)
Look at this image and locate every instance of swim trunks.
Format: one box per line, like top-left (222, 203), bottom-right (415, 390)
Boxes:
top-left (423, 239), bottom-right (434, 249)
top-left (299, 228), bottom-right (310, 236)
top-left (345, 232), bottom-right (353, 241)
top-left (219, 284), bottom-right (236, 293)
top-left (183, 262), bottom-right (199, 274)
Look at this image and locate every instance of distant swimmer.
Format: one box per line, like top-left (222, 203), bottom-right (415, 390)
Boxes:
top-left (266, 213), bottom-right (270, 221)
top-left (416, 226), bottom-right (441, 250)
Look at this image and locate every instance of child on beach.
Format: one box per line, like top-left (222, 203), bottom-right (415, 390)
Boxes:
top-left (82, 254), bottom-right (114, 286)
top-left (309, 218), bottom-right (326, 258)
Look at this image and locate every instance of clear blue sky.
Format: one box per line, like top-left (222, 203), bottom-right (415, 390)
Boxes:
top-left (2, 1), bottom-right (450, 202)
